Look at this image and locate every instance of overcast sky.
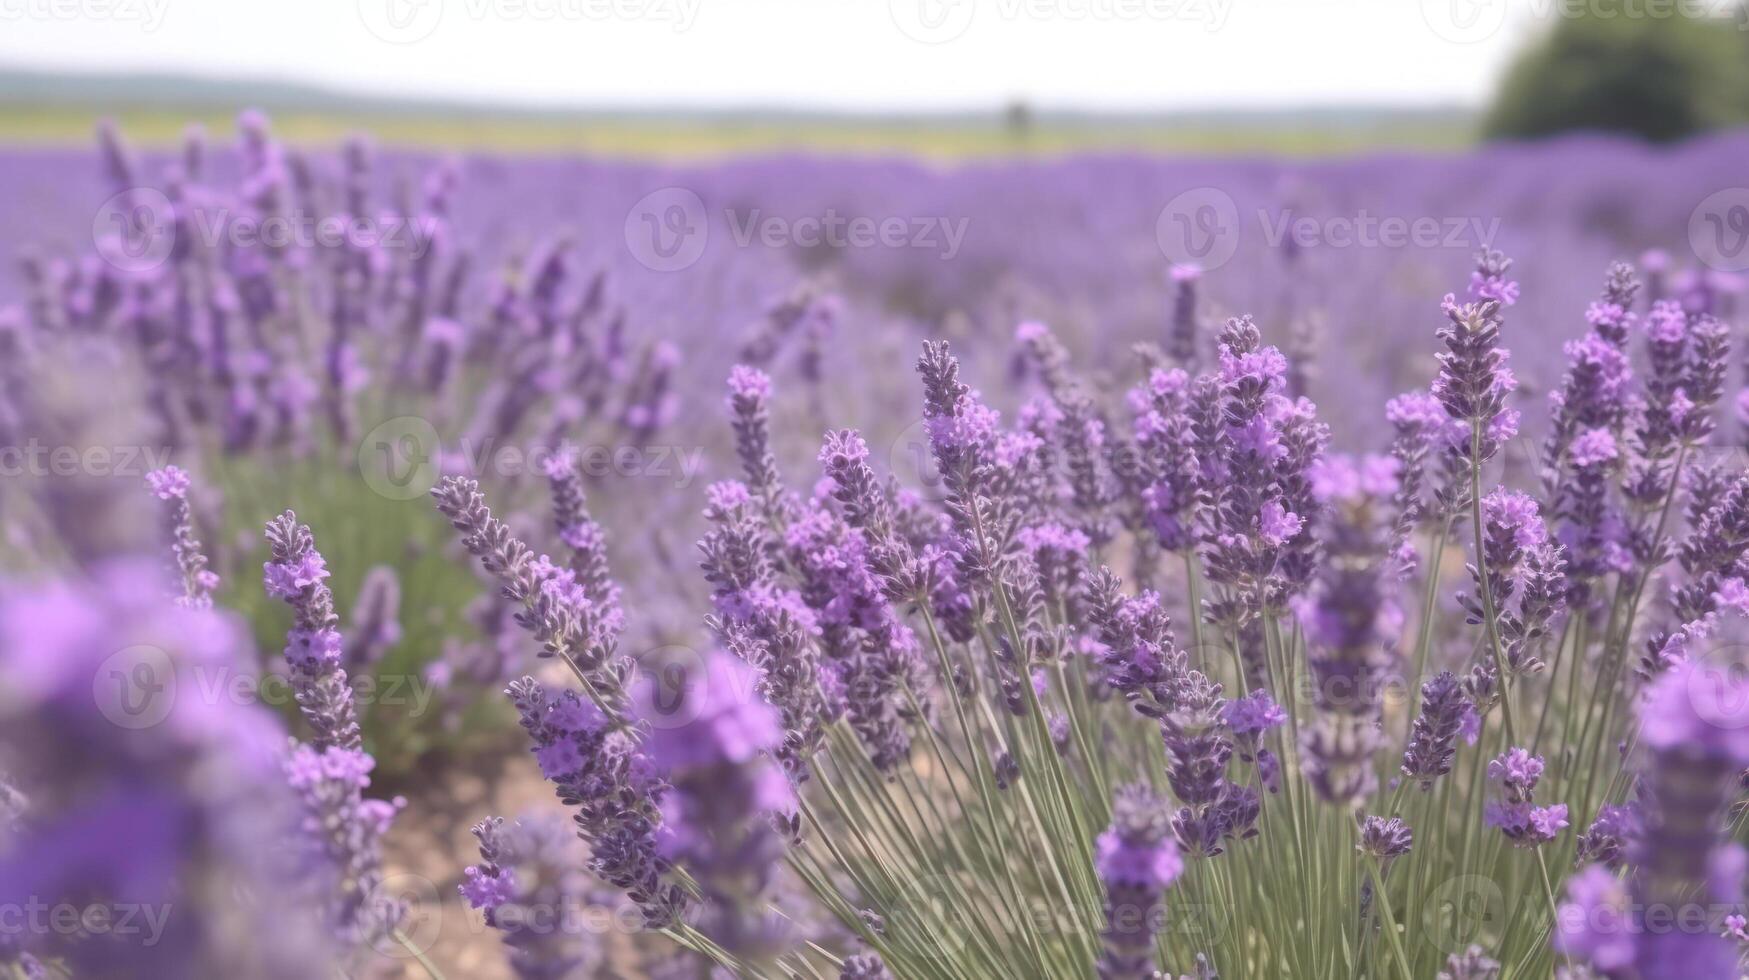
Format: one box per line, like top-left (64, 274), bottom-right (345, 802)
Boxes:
top-left (0, 0), bottom-right (1558, 111)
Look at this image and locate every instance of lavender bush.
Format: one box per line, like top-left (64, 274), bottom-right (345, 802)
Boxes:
top-left (4, 115), bottom-right (1749, 977)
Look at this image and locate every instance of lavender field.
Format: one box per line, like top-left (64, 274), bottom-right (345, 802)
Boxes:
top-left (5, 111), bottom-right (1749, 979)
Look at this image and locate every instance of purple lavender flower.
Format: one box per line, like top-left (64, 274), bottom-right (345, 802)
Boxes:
top-left (1575, 803), bottom-right (1639, 870)
top-left (840, 952), bottom-right (894, 980)
top-left (1168, 263), bottom-right (1203, 371)
top-left (433, 477), bottom-right (629, 709)
top-left (820, 428), bottom-right (925, 599)
top-left (1483, 748), bottom-right (1567, 847)
top-left (264, 512), bottom-right (361, 751)
top-left (1552, 864), bottom-right (1637, 974)
top-left (145, 465), bottom-right (219, 609)
top-left (1095, 784), bottom-right (1183, 979)
top-left (462, 813), bottom-right (606, 980)
top-left (342, 565), bottom-right (401, 673)
top-left (1401, 670), bottom-right (1471, 790)
top-left (785, 501), bottom-right (920, 770)
top-left (0, 561), bottom-right (330, 977)
top-left (542, 449), bottom-right (623, 629)
top-left (700, 481), bottom-right (824, 782)
top-left (506, 677), bottom-right (682, 927)
top-left (1198, 316), bottom-right (1326, 626)
top-left (1130, 366), bottom-right (1201, 553)
top-left (1384, 389), bottom-right (1449, 572)
top-left (1016, 321), bottom-right (1118, 543)
top-left (1356, 814), bottom-right (1413, 874)
top-left (1433, 252), bottom-right (1520, 512)
top-left (1437, 945), bottom-right (1501, 980)
top-left (283, 741), bottom-right (405, 949)
top-left (1162, 673), bottom-right (1258, 855)
top-left (635, 649), bottom-right (792, 967)
top-left (1296, 454), bottom-right (1398, 807)
top-left (727, 364), bottom-right (789, 523)
top-left (1086, 573), bottom-right (1188, 720)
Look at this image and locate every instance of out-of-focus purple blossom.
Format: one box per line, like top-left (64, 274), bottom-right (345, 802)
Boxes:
top-left (462, 813), bottom-right (606, 980)
top-left (342, 565), bottom-right (401, 673)
top-left (1295, 455), bottom-right (1396, 808)
top-left (1437, 945), bottom-right (1501, 980)
top-left (1095, 783), bottom-right (1182, 979)
top-left (840, 952), bottom-right (894, 980)
top-left (635, 649), bottom-right (792, 968)
top-left (283, 741), bottom-right (406, 950)
top-left (0, 561), bottom-right (331, 978)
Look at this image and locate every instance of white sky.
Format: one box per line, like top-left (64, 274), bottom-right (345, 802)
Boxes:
top-left (0, 0), bottom-right (1554, 111)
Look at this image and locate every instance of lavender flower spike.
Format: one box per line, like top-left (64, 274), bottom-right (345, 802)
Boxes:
top-left (1482, 747), bottom-right (1567, 848)
top-left (433, 476), bottom-right (629, 710)
top-left (264, 512), bottom-right (361, 751)
top-left (461, 813), bottom-right (605, 980)
top-left (283, 741), bottom-right (406, 950)
top-left (146, 465), bottom-right (218, 608)
top-left (1095, 784), bottom-right (1184, 979)
top-left (1401, 670), bottom-right (1472, 790)
top-left (840, 952), bottom-right (895, 980)
top-left (635, 649), bottom-right (793, 968)
top-left (728, 363), bottom-right (788, 523)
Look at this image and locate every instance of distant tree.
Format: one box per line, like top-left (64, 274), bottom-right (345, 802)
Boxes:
top-left (1484, 9), bottom-right (1749, 143)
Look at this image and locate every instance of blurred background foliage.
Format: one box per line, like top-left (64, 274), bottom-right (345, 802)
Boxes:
top-left (1486, 4), bottom-right (1749, 143)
